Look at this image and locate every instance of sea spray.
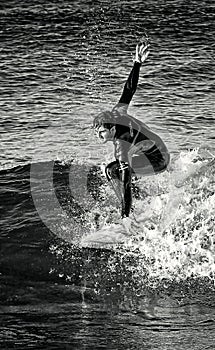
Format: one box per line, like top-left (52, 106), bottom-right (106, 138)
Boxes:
top-left (119, 150), bottom-right (215, 284)
top-left (49, 150), bottom-right (215, 294)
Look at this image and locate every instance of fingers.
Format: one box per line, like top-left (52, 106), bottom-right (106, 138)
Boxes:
top-left (135, 42), bottom-right (150, 63)
top-left (142, 50), bottom-right (149, 62)
top-left (136, 44), bottom-right (139, 58)
top-left (139, 43), bottom-right (150, 55)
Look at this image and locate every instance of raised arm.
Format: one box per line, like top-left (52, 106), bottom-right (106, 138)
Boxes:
top-left (113, 39), bottom-right (150, 113)
top-left (118, 61), bottom-right (141, 106)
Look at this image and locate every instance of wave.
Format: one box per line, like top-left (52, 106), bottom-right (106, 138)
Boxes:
top-left (0, 149), bottom-right (215, 290)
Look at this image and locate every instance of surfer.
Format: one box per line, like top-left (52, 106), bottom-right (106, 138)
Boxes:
top-left (92, 36), bottom-right (170, 219)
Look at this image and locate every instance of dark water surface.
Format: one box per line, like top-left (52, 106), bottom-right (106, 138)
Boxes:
top-left (1, 0), bottom-right (215, 349)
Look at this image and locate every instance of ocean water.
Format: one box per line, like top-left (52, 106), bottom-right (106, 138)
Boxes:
top-left (0, 0), bottom-right (215, 349)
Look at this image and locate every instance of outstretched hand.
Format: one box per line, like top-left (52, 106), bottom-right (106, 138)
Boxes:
top-left (135, 40), bottom-right (150, 64)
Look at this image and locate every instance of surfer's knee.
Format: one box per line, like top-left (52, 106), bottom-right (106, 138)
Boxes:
top-left (163, 152), bottom-right (170, 170)
top-left (105, 161), bottom-right (119, 181)
top-left (152, 151), bottom-right (170, 174)
top-left (159, 152), bottom-right (170, 173)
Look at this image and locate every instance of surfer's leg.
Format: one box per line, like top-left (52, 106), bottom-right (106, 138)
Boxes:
top-left (105, 161), bottom-right (132, 217)
top-left (131, 148), bottom-right (170, 176)
top-left (105, 161), bottom-right (122, 202)
top-left (148, 148), bottom-right (170, 174)
top-left (121, 165), bottom-right (132, 217)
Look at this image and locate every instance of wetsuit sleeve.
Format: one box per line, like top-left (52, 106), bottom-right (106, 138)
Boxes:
top-left (119, 61), bottom-right (141, 105)
top-left (113, 61), bottom-right (141, 114)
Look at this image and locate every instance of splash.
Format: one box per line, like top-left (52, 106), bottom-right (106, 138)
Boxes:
top-left (49, 150), bottom-right (215, 288)
top-left (116, 149), bottom-right (215, 284)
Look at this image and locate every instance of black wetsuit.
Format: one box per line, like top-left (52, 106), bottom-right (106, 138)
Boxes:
top-left (105, 61), bottom-right (170, 218)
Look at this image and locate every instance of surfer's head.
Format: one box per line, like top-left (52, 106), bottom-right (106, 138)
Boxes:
top-left (93, 111), bottom-right (116, 143)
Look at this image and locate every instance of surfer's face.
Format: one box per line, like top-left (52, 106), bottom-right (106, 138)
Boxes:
top-left (96, 126), bottom-right (115, 143)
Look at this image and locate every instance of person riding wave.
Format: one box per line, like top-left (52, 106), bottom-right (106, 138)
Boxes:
top-left (92, 36), bottom-right (170, 219)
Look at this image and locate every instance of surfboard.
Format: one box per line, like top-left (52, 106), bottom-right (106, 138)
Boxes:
top-left (80, 223), bottom-right (131, 250)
